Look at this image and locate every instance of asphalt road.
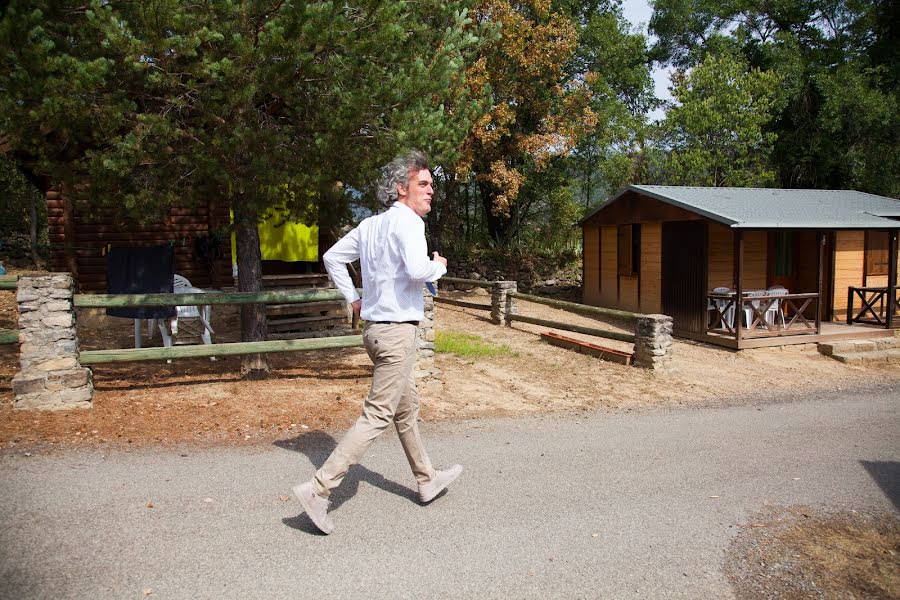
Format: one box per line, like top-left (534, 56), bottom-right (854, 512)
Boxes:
top-left (1, 388), bottom-right (898, 599)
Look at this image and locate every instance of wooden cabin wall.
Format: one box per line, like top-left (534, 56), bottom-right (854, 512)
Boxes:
top-left (639, 223), bottom-right (661, 314)
top-left (600, 225), bottom-right (617, 307)
top-left (619, 276), bottom-right (639, 312)
top-left (832, 230), bottom-right (864, 320)
top-left (582, 223), bottom-right (601, 305)
top-left (47, 189), bottom-right (232, 292)
top-left (706, 227), bottom-right (767, 290)
top-left (742, 232), bottom-right (767, 290)
top-left (795, 231), bottom-right (819, 294)
top-left (707, 224), bottom-right (733, 289)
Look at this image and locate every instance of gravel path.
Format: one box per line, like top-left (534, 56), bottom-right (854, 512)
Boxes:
top-left (1, 388), bottom-right (898, 599)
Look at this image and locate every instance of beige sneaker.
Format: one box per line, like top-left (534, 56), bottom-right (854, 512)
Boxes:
top-left (292, 481), bottom-right (335, 535)
top-left (418, 464), bottom-right (463, 503)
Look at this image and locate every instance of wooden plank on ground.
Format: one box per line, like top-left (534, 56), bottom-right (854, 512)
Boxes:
top-left (540, 332), bottom-right (633, 365)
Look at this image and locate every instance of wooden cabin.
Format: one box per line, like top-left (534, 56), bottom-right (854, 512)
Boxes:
top-left (46, 188), bottom-right (333, 292)
top-left (580, 186), bottom-right (900, 349)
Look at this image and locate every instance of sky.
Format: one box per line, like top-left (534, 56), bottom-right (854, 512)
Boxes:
top-left (620, 0), bottom-right (674, 121)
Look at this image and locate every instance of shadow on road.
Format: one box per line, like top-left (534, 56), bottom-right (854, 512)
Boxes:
top-left (860, 460), bottom-right (900, 511)
top-left (275, 432), bottom-right (419, 533)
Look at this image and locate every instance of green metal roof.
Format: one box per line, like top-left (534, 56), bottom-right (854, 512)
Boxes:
top-left (580, 185), bottom-right (900, 229)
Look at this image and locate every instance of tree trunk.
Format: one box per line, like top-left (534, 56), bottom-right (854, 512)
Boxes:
top-left (233, 200), bottom-right (269, 379)
top-left (479, 181), bottom-right (515, 245)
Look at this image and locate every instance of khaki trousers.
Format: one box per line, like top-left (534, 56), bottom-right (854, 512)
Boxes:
top-left (313, 322), bottom-right (435, 497)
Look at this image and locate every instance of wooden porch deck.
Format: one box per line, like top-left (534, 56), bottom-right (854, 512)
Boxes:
top-left (678, 322), bottom-right (897, 350)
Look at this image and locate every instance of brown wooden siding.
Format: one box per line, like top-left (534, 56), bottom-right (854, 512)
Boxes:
top-left (619, 276), bottom-right (639, 312)
top-left (600, 226), bottom-right (618, 306)
top-left (639, 223), bottom-right (661, 314)
top-left (742, 231), bottom-right (767, 290)
top-left (582, 223), bottom-right (601, 305)
top-left (707, 224), bottom-right (734, 289)
top-left (47, 189), bottom-right (232, 292)
top-left (795, 231), bottom-right (819, 293)
top-left (832, 231), bottom-right (865, 320)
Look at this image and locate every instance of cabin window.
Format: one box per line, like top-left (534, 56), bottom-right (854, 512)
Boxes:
top-left (774, 232), bottom-right (795, 277)
top-left (617, 224), bottom-right (640, 277)
top-left (865, 231), bottom-right (889, 276)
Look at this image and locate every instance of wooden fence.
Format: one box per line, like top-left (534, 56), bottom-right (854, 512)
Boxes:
top-left (436, 277), bottom-right (493, 311)
top-left (435, 276), bottom-right (640, 345)
top-left (74, 288), bottom-right (362, 364)
top-left (506, 291), bottom-right (637, 343)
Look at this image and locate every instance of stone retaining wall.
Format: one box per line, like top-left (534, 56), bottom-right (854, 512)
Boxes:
top-left (11, 274), bottom-right (93, 409)
top-left (415, 284), bottom-right (441, 386)
top-left (632, 314), bottom-right (675, 371)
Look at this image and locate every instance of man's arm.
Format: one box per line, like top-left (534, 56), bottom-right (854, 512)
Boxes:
top-left (322, 227), bottom-right (361, 306)
top-left (399, 217), bottom-right (447, 282)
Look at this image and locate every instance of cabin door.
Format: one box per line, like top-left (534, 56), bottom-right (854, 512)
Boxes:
top-left (662, 221), bottom-right (708, 333)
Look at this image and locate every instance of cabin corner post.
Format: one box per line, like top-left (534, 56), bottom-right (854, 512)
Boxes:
top-left (11, 274), bottom-right (93, 410)
top-left (887, 229), bottom-right (898, 330)
top-left (632, 314), bottom-right (674, 370)
top-left (816, 231), bottom-right (825, 334)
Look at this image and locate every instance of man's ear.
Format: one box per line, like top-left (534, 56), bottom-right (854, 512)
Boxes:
top-left (396, 182), bottom-right (407, 200)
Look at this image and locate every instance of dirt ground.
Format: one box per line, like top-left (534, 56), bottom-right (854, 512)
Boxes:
top-left (725, 505), bottom-right (900, 599)
top-left (2, 284), bottom-right (899, 450)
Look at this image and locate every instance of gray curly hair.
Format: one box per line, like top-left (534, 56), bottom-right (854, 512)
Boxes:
top-left (376, 150), bottom-right (430, 208)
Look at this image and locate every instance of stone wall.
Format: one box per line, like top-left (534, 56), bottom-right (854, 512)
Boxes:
top-left (632, 314), bottom-right (674, 371)
top-left (11, 274), bottom-right (93, 409)
top-left (415, 284), bottom-right (441, 387)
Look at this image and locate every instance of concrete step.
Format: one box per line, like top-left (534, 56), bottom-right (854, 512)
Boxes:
top-left (818, 337), bottom-right (900, 356)
top-left (829, 348), bottom-right (900, 365)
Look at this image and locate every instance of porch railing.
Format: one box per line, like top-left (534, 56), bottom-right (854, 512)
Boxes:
top-left (847, 286), bottom-right (899, 328)
top-left (707, 292), bottom-right (820, 338)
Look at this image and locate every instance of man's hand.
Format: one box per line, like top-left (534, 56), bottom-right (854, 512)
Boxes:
top-left (432, 251), bottom-right (448, 268)
top-left (350, 299), bottom-right (362, 319)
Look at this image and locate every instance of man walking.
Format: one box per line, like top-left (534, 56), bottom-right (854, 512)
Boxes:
top-left (293, 150), bottom-right (463, 535)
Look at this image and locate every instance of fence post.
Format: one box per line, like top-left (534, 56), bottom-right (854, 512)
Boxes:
top-left (11, 274), bottom-right (94, 409)
top-left (632, 314), bottom-right (674, 371)
top-left (415, 282), bottom-right (441, 385)
top-left (491, 281), bottom-right (517, 325)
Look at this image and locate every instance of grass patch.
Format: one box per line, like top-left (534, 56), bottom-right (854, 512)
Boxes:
top-left (435, 330), bottom-right (515, 358)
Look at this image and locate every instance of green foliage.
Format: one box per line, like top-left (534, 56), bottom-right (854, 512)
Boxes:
top-left (435, 329), bottom-right (515, 357)
top-left (570, 5), bottom-right (657, 206)
top-left (649, 0), bottom-right (900, 195)
top-left (0, 0), bottom-right (486, 224)
top-left (0, 158), bottom-right (47, 264)
top-left (659, 52), bottom-right (782, 187)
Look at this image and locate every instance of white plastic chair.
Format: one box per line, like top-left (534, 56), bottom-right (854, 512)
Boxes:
top-left (742, 288), bottom-right (787, 329)
top-left (149, 275), bottom-right (214, 347)
top-left (708, 286), bottom-right (734, 329)
top-left (764, 286), bottom-right (789, 327)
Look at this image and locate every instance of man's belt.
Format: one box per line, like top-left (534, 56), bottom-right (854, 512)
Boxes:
top-left (371, 320), bottom-right (419, 326)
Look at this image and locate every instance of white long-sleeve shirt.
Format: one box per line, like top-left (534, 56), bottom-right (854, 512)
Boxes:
top-left (323, 202), bottom-right (446, 322)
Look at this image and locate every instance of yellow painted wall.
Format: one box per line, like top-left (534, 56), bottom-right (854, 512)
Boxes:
top-left (708, 224), bottom-right (733, 289)
top-left (600, 226), bottom-right (618, 306)
top-left (832, 231), bottom-right (865, 320)
top-left (582, 224), bottom-right (601, 305)
top-left (640, 223), bottom-right (662, 314)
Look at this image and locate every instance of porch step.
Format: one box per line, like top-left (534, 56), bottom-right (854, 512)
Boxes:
top-left (819, 336), bottom-right (900, 365)
top-left (828, 348), bottom-right (900, 365)
top-left (818, 336), bottom-right (900, 356)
